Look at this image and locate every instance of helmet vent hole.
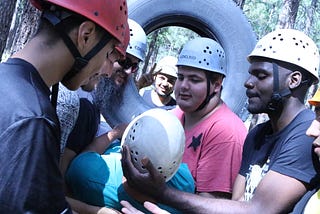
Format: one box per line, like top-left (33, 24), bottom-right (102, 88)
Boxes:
top-left (94, 11), bottom-right (98, 16)
top-left (206, 63), bottom-right (210, 66)
top-left (198, 60), bottom-right (202, 64)
top-left (280, 38), bottom-right (284, 41)
top-left (295, 43), bottom-right (299, 46)
top-left (158, 166), bottom-right (162, 170)
top-left (297, 58), bottom-right (301, 61)
top-left (273, 37), bottom-right (276, 40)
top-left (263, 48), bottom-right (266, 52)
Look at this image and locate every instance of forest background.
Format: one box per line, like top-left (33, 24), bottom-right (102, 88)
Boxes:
top-left (0, 0), bottom-right (319, 127)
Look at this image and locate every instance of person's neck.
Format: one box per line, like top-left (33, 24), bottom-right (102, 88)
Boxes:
top-left (183, 96), bottom-right (222, 130)
top-left (268, 100), bottom-right (306, 133)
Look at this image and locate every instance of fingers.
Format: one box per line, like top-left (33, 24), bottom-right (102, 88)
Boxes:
top-left (121, 145), bottom-right (138, 180)
top-left (141, 158), bottom-right (158, 179)
top-left (149, 63), bottom-right (157, 74)
top-left (120, 200), bottom-right (145, 214)
top-left (144, 201), bottom-right (170, 214)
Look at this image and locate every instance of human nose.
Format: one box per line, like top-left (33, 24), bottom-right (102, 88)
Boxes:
top-left (244, 76), bottom-right (254, 89)
top-left (178, 78), bottom-right (189, 90)
top-left (162, 79), bottom-right (169, 86)
top-left (306, 120), bottom-right (320, 138)
top-left (100, 61), bottom-right (113, 77)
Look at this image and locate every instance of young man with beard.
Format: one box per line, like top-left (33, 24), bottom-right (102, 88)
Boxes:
top-left (120, 29), bottom-right (320, 213)
top-left (139, 56), bottom-right (178, 110)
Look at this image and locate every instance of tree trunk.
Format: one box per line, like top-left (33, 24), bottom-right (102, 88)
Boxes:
top-left (305, 0), bottom-right (318, 34)
top-left (233, 0), bottom-right (246, 9)
top-left (0, 0), bottom-right (17, 59)
top-left (304, 0), bottom-right (319, 108)
top-left (277, 0), bottom-right (301, 29)
top-left (1, 0), bottom-right (41, 62)
top-left (140, 29), bottom-right (160, 76)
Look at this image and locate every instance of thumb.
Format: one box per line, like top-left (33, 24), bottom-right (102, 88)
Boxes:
top-left (141, 157), bottom-right (161, 180)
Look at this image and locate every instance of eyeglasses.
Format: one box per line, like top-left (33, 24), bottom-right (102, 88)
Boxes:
top-left (118, 58), bottom-right (139, 73)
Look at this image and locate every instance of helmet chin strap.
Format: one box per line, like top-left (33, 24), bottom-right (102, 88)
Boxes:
top-left (267, 63), bottom-right (291, 111)
top-left (195, 73), bottom-right (216, 112)
top-left (43, 10), bottom-right (111, 82)
top-left (43, 10), bottom-right (111, 108)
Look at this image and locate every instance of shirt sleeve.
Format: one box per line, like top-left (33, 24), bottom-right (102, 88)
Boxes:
top-left (0, 117), bottom-right (69, 213)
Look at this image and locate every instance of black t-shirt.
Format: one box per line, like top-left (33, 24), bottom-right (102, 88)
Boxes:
top-left (240, 109), bottom-right (320, 211)
top-left (0, 58), bottom-right (71, 213)
top-left (66, 98), bottom-right (100, 154)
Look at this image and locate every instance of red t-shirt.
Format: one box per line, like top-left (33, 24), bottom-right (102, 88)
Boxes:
top-left (172, 103), bottom-right (247, 193)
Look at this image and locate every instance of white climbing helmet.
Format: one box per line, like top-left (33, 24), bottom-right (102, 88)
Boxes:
top-left (177, 37), bottom-right (226, 76)
top-left (248, 28), bottom-right (320, 84)
top-left (126, 19), bottom-right (147, 61)
top-left (155, 56), bottom-right (178, 78)
top-left (121, 108), bottom-right (185, 182)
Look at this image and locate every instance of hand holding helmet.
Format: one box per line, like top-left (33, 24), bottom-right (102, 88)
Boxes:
top-left (121, 108), bottom-right (185, 182)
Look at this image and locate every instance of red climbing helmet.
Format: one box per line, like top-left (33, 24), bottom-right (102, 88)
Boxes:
top-left (115, 21), bottom-right (130, 59)
top-left (30, 0), bottom-right (128, 44)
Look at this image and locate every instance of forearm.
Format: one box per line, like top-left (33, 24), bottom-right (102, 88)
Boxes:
top-left (84, 132), bottom-right (115, 154)
top-left (158, 186), bottom-right (252, 214)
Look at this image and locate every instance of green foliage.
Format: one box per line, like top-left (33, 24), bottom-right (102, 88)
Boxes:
top-left (243, 0), bottom-right (320, 48)
top-left (147, 26), bottom-right (199, 62)
top-left (243, 0), bottom-right (281, 39)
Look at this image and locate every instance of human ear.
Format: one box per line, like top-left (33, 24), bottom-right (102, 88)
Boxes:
top-left (288, 71), bottom-right (302, 89)
top-left (77, 21), bottom-right (96, 53)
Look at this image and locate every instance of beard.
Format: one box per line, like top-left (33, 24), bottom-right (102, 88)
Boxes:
top-left (91, 76), bottom-right (125, 122)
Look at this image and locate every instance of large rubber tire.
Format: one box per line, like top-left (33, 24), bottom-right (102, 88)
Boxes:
top-left (99, 0), bottom-right (257, 126)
